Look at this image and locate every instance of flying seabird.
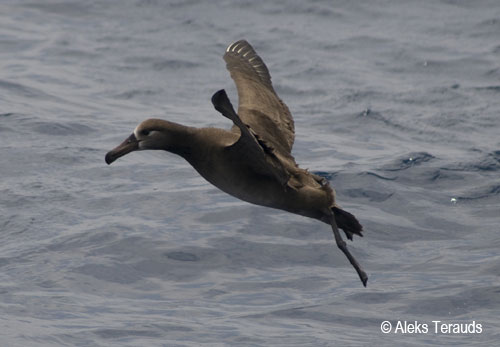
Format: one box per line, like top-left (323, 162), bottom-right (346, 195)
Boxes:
top-left (105, 40), bottom-right (368, 286)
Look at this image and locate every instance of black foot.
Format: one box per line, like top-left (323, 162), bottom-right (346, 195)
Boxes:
top-left (330, 213), bottom-right (368, 287)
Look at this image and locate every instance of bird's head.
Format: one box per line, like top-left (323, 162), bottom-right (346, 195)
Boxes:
top-left (105, 118), bottom-right (182, 165)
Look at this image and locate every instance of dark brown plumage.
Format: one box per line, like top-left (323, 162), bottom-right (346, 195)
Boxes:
top-left (105, 40), bottom-right (367, 286)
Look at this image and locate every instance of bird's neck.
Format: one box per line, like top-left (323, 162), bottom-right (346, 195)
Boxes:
top-left (154, 120), bottom-right (197, 158)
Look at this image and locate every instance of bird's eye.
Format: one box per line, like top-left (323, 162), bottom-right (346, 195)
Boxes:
top-left (141, 129), bottom-right (150, 136)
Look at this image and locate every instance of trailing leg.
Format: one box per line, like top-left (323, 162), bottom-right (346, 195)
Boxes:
top-left (329, 211), bottom-right (368, 287)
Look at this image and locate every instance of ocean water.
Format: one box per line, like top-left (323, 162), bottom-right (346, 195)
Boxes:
top-left (1, 0), bottom-right (499, 345)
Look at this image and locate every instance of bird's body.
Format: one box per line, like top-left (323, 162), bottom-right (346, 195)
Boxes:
top-left (106, 40), bottom-right (368, 286)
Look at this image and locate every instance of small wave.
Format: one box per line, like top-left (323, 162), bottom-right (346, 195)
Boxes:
top-left (47, 48), bottom-right (99, 60)
top-left (363, 171), bottom-right (397, 181)
top-left (428, 169), bottom-right (463, 182)
top-left (22, 2), bottom-right (91, 16)
top-left (0, 80), bottom-right (51, 99)
top-left (286, 5), bottom-right (341, 18)
top-left (275, 84), bottom-right (327, 97)
top-left (473, 85), bottom-right (500, 92)
top-left (114, 89), bottom-right (160, 100)
top-left (443, 151), bottom-right (500, 172)
top-left (485, 67), bottom-right (500, 77)
top-left (152, 59), bottom-right (199, 70)
top-left (473, 17), bottom-right (500, 37)
top-left (355, 108), bottom-right (411, 133)
top-left (119, 56), bottom-right (200, 71)
top-left (33, 121), bottom-right (95, 136)
top-left (94, 328), bottom-right (162, 339)
top-left (343, 188), bottom-right (393, 202)
top-left (381, 152), bottom-right (435, 172)
top-left (457, 184), bottom-right (500, 201)
top-left (260, 2), bottom-right (342, 18)
top-left (165, 251), bottom-right (200, 262)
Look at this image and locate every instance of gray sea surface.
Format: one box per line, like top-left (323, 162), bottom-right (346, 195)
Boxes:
top-left (1, 0), bottom-right (500, 346)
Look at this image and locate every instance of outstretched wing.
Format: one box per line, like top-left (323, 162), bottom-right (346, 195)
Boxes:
top-left (212, 90), bottom-right (290, 186)
top-left (223, 40), bottom-right (295, 155)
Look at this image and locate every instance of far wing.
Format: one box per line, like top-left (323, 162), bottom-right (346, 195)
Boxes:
top-left (224, 40), bottom-right (295, 156)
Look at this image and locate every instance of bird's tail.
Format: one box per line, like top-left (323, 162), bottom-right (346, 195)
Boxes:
top-left (332, 206), bottom-right (363, 240)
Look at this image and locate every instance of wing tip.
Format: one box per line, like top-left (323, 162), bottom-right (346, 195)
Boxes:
top-left (211, 89), bottom-right (229, 112)
top-left (224, 39), bottom-right (272, 88)
top-left (226, 39), bottom-right (249, 53)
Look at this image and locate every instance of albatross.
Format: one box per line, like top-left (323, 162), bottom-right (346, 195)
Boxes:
top-left (105, 40), bottom-right (368, 286)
